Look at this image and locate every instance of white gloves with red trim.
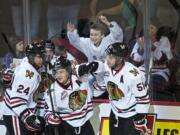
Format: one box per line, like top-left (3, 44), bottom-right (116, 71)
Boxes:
top-left (20, 109), bottom-right (42, 132)
top-left (46, 113), bottom-right (61, 126)
top-left (133, 114), bottom-right (151, 135)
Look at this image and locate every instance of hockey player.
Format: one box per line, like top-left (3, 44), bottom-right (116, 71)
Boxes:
top-left (67, 15), bottom-right (123, 62)
top-left (1, 43), bottom-right (45, 135)
top-left (44, 56), bottom-right (94, 135)
top-left (41, 40), bottom-right (56, 75)
top-left (83, 43), bottom-right (151, 135)
top-left (67, 15), bottom-right (123, 98)
top-left (44, 40), bottom-right (55, 62)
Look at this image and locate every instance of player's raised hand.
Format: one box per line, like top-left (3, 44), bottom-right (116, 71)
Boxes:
top-left (67, 22), bottom-right (75, 32)
top-left (99, 15), bottom-right (111, 26)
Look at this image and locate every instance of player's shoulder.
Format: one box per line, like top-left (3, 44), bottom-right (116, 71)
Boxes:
top-left (71, 75), bottom-right (79, 82)
top-left (123, 62), bottom-right (141, 79)
top-left (71, 75), bottom-right (88, 88)
top-left (80, 37), bottom-right (91, 42)
top-left (15, 60), bottom-right (39, 80)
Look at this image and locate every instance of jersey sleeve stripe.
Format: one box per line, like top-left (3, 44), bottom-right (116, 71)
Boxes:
top-left (66, 109), bottom-right (93, 121)
top-left (5, 92), bottom-right (28, 102)
top-left (61, 103), bottom-right (93, 119)
top-left (135, 92), bottom-right (149, 99)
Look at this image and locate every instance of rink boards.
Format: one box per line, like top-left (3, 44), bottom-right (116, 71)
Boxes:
top-left (92, 100), bottom-right (180, 135)
top-left (1, 99), bottom-right (180, 135)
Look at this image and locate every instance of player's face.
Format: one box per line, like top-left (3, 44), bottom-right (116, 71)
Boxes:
top-left (45, 48), bottom-right (54, 61)
top-left (90, 29), bottom-right (104, 45)
top-left (55, 68), bottom-right (70, 84)
top-left (107, 54), bottom-right (116, 68)
top-left (34, 54), bottom-right (43, 68)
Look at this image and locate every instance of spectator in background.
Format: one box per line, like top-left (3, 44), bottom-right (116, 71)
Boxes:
top-left (130, 25), bottom-right (174, 92)
top-left (90, 0), bottom-right (157, 42)
top-left (3, 35), bottom-right (25, 69)
top-left (90, 0), bottom-right (135, 28)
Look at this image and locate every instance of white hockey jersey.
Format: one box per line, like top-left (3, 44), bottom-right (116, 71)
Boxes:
top-left (67, 21), bottom-right (123, 62)
top-left (94, 61), bottom-right (150, 118)
top-left (1, 57), bottom-right (41, 116)
top-left (44, 75), bottom-right (93, 127)
top-left (130, 36), bottom-right (173, 82)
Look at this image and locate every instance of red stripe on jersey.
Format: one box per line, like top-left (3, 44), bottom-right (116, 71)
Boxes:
top-left (13, 116), bottom-right (19, 135)
top-left (48, 115), bottom-right (61, 124)
top-left (137, 98), bottom-right (150, 102)
top-left (61, 104), bottom-right (93, 119)
top-left (4, 97), bottom-right (26, 105)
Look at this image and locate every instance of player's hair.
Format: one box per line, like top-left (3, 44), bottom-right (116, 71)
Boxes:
top-left (55, 45), bottom-right (67, 56)
top-left (54, 56), bottom-right (72, 74)
top-left (90, 23), bottom-right (108, 35)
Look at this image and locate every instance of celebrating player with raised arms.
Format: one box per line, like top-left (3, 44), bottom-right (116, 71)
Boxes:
top-left (67, 15), bottom-right (123, 99)
top-left (44, 56), bottom-right (94, 135)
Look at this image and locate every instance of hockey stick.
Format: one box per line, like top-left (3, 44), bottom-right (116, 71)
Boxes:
top-left (44, 63), bottom-right (59, 135)
top-left (45, 64), bottom-right (55, 115)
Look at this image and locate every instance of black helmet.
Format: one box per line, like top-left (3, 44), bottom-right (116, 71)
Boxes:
top-left (42, 40), bottom-right (55, 51)
top-left (54, 56), bottom-right (72, 73)
top-left (26, 42), bottom-right (45, 57)
top-left (106, 42), bottom-right (129, 57)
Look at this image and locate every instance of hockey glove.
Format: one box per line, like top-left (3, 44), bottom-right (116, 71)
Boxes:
top-left (78, 64), bottom-right (89, 77)
top-left (2, 68), bottom-right (14, 88)
top-left (46, 113), bottom-right (61, 126)
top-left (87, 61), bottom-right (99, 74)
top-left (20, 109), bottom-right (42, 132)
top-left (133, 114), bottom-right (151, 135)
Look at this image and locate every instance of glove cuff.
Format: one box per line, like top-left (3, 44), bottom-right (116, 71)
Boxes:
top-left (46, 113), bottom-right (61, 125)
top-left (20, 109), bottom-right (33, 122)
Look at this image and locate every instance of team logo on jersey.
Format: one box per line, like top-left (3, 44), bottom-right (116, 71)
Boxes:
top-left (120, 44), bottom-right (126, 50)
top-left (107, 81), bottom-right (124, 101)
top-left (25, 70), bottom-right (34, 79)
top-left (69, 90), bottom-right (87, 111)
top-left (129, 68), bottom-right (139, 76)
